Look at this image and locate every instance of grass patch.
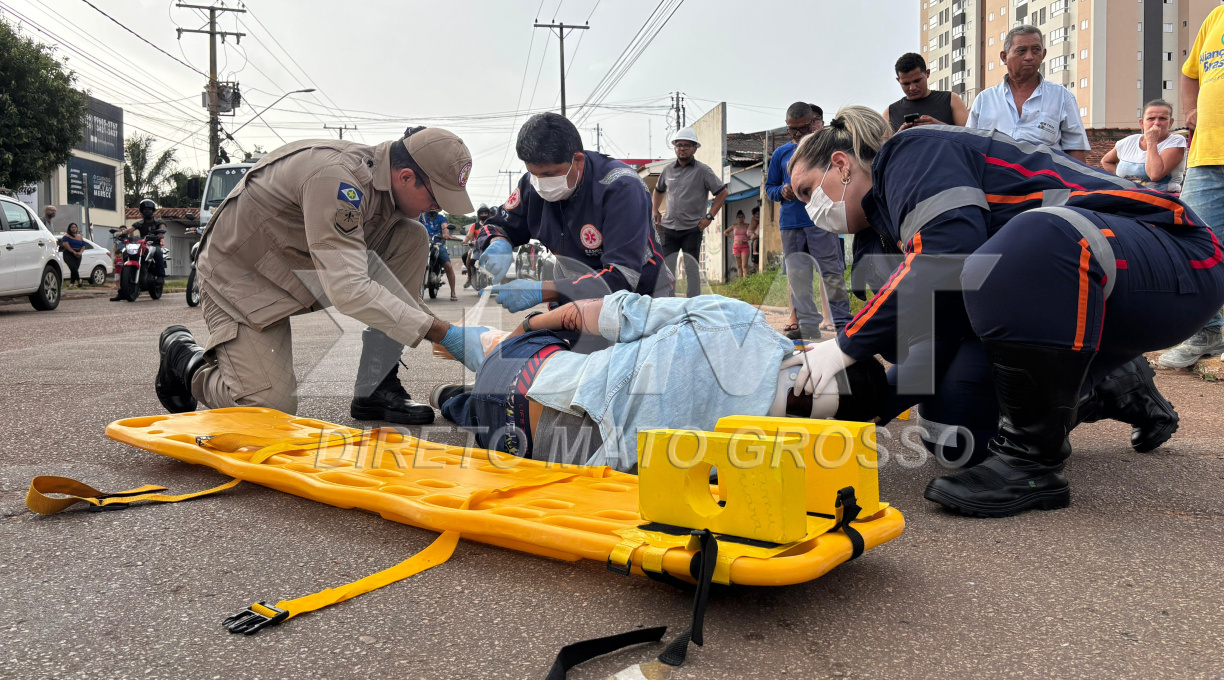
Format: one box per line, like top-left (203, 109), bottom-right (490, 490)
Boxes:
top-left (707, 269), bottom-right (867, 315)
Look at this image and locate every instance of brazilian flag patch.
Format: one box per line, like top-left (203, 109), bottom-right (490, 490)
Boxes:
top-left (337, 182), bottom-right (363, 209)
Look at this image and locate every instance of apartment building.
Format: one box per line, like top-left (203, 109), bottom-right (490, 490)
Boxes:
top-left (921, 0), bottom-right (984, 105)
top-left (922, 0), bottom-right (1223, 128)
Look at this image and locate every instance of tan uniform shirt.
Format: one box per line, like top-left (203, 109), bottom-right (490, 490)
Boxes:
top-left (197, 139), bottom-right (434, 347)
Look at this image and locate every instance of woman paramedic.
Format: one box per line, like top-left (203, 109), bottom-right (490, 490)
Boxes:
top-left (785, 106), bottom-right (1224, 518)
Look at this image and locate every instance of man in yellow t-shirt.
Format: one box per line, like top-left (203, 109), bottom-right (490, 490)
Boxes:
top-left (1159, 5), bottom-right (1224, 368)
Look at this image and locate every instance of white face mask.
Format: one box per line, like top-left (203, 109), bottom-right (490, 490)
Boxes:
top-left (805, 164), bottom-right (851, 234)
top-left (530, 159), bottom-right (577, 202)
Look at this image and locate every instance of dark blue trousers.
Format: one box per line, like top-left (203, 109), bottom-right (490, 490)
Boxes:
top-left (890, 208), bottom-right (1224, 464)
top-left (440, 330), bottom-right (569, 456)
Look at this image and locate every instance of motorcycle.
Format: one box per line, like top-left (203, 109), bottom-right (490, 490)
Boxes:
top-left (186, 239), bottom-right (201, 307)
top-left (467, 240), bottom-right (492, 292)
top-left (515, 240), bottom-right (549, 281)
top-left (114, 228), bottom-right (168, 301)
top-left (423, 237), bottom-right (446, 300)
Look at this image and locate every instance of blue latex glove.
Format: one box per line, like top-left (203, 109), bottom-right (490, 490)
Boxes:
top-left (439, 324), bottom-right (492, 372)
top-left (490, 280), bottom-right (543, 313)
top-left (477, 238), bottom-right (514, 285)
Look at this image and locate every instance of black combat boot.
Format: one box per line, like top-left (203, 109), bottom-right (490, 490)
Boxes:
top-left (157, 325), bottom-right (205, 413)
top-left (349, 328), bottom-right (435, 425)
top-left (1076, 356), bottom-right (1178, 453)
top-left (924, 341), bottom-right (1095, 518)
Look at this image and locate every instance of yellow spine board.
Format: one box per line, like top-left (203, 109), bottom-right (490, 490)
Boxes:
top-left (106, 407), bottom-right (905, 587)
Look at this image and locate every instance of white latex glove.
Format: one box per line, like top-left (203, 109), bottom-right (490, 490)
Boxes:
top-left (794, 339), bottom-right (856, 397)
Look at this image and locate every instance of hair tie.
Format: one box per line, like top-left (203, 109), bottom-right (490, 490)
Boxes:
top-left (830, 117), bottom-right (847, 131)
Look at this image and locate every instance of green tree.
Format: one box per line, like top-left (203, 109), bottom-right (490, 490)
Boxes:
top-left (0, 18), bottom-right (88, 190)
top-left (124, 133), bottom-right (177, 207)
top-left (158, 170), bottom-right (206, 208)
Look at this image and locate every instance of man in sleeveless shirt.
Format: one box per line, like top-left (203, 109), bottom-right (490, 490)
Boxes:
top-left (882, 52), bottom-right (969, 133)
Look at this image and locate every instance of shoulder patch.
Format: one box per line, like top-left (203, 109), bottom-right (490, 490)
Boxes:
top-left (335, 207), bottom-right (362, 234)
top-left (338, 182), bottom-right (363, 209)
top-left (505, 187), bottom-right (521, 210)
top-left (580, 224), bottom-right (602, 250)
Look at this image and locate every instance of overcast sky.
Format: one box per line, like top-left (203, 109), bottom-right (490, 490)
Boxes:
top-left (5, 0), bottom-right (918, 209)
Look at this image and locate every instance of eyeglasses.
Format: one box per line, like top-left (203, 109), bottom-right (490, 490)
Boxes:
top-left (674, 143), bottom-right (696, 150)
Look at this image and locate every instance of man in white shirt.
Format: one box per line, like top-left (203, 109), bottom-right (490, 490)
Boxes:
top-left (968, 25), bottom-right (1090, 162)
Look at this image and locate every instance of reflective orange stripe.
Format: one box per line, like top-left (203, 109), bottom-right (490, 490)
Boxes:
top-left (984, 191), bottom-right (1189, 225)
top-left (984, 192), bottom-right (1045, 204)
top-left (846, 232), bottom-right (922, 337)
top-left (574, 265), bottom-right (614, 283)
top-left (1073, 238), bottom-right (1092, 351)
top-left (1099, 229), bottom-right (1114, 237)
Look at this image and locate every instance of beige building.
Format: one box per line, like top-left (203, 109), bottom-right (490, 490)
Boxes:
top-left (922, 0), bottom-right (1223, 128)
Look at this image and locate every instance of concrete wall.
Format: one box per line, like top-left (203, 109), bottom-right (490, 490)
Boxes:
top-left (692, 103), bottom-right (728, 285)
top-left (758, 131), bottom-right (785, 272)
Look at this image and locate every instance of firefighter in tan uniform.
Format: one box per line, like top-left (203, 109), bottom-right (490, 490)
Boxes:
top-left (154, 128), bottom-right (494, 424)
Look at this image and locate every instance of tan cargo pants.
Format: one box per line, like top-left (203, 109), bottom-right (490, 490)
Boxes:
top-left (191, 223), bottom-right (432, 414)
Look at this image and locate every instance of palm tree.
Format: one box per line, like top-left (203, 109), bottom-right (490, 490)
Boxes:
top-left (123, 134), bottom-right (177, 208)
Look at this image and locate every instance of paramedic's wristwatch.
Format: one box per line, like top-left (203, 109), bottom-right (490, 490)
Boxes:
top-left (705, 213), bottom-right (715, 220)
top-left (521, 311), bottom-right (545, 333)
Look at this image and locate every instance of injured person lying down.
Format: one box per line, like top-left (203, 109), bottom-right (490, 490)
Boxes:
top-left (431, 291), bottom-right (886, 472)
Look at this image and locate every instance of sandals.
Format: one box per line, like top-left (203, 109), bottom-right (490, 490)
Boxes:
top-left (783, 323), bottom-right (799, 332)
top-left (450, 294), bottom-right (459, 301)
top-left (820, 322), bottom-right (836, 332)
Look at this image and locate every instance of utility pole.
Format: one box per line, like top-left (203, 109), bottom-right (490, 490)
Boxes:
top-left (670, 91), bottom-right (687, 130)
top-left (595, 123), bottom-right (602, 153)
top-left (533, 21), bottom-right (589, 118)
top-left (177, 3), bottom-right (245, 166)
top-left (324, 124), bottom-right (357, 140)
top-left (498, 170), bottom-right (519, 197)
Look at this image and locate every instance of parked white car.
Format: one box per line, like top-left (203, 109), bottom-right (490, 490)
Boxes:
top-left (0, 195), bottom-right (61, 310)
top-left (56, 237), bottom-right (114, 286)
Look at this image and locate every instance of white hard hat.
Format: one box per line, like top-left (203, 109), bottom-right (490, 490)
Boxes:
top-left (672, 128), bottom-right (700, 147)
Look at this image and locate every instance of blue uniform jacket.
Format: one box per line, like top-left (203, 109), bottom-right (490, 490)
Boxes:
top-left (478, 151), bottom-right (673, 303)
top-left (764, 141), bottom-right (815, 230)
top-left (841, 125), bottom-right (1219, 362)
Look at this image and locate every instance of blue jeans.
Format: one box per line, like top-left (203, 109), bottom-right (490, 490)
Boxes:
top-left (780, 226), bottom-right (852, 335)
top-left (1180, 166), bottom-right (1224, 332)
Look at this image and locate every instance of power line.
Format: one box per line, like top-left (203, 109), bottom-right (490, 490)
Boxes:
top-left (491, 23), bottom-right (543, 204)
top-left (1, 2), bottom-right (207, 129)
top-left (76, 0), bottom-right (207, 77)
top-left (571, 0), bottom-right (683, 127)
top-left (238, 5), bottom-right (362, 141)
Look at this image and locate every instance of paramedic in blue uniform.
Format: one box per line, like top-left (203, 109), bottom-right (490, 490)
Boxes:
top-left (474, 112), bottom-right (673, 313)
top-left (786, 106), bottom-right (1224, 518)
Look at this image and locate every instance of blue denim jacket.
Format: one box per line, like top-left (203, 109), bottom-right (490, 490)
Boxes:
top-left (525, 292), bottom-right (796, 470)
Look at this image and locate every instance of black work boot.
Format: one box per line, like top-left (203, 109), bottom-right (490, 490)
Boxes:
top-left (157, 325), bottom-right (205, 413)
top-left (349, 328), bottom-right (435, 425)
top-left (1076, 357), bottom-right (1178, 453)
top-left (924, 341), bottom-right (1095, 518)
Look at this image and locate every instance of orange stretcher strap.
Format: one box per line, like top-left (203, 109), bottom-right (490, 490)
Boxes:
top-left (26, 475), bottom-right (241, 515)
top-left (222, 470), bottom-right (582, 635)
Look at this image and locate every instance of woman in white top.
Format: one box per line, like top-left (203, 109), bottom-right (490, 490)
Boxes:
top-left (1102, 99), bottom-right (1188, 192)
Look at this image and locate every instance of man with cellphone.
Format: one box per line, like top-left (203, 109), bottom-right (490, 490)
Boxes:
top-left (883, 52), bottom-right (969, 133)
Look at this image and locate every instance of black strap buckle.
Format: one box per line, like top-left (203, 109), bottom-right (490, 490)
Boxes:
top-left (605, 556), bottom-right (632, 576)
top-left (657, 529), bottom-right (717, 667)
top-left (85, 501), bottom-right (130, 513)
top-left (222, 602), bottom-right (289, 635)
top-left (834, 487), bottom-right (865, 561)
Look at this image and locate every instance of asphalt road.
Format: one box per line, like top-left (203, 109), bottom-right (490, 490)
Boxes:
top-left (1, 290), bottom-right (1222, 679)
